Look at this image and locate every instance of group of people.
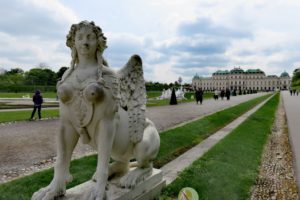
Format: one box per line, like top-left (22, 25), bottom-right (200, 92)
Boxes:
top-left (195, 88), bottom-right (231, 105)
top-left (289, 89), bottom-right (299, 96)
top-left (213, 88), bottom-right (231, 100)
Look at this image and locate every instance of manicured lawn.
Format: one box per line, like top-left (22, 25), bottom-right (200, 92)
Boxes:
top-left (0, 92), bottom-right (57, 98)
top-left (0, 92), bottom-right (214, 122)
top-left (0, 94), bottom-right (272, 200)
top-left (155, 93), bottom-right (271, 167)
top-left (0, 109), bottom-right (59, 123)
top-left (147, 92), bottom-right (213, 107)
top-left (146, 91), bottom-right (162, 98)
top-left (161, 93), bottom-right (279, 200)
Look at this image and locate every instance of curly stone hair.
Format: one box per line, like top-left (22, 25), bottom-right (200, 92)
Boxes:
top-left (59, 21), bottom-right (108, 84)
top-left (66, 20), bottom-right (107, 68)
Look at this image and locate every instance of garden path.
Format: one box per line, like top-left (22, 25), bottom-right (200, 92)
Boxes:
top-left (0, 92), bottom-right (266, 183)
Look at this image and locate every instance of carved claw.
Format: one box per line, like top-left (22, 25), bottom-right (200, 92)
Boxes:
top-left (85, 184), bottom-right (107, 200)
top-left (31, 182), bottom-right (65, 200)
top-left (119, 167), bottom-right (152, 189)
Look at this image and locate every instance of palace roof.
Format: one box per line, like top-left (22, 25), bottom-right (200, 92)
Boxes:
top-left (280, 71), bottom-right (290, 77)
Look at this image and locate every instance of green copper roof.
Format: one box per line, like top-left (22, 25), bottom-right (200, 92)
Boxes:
top-left (230, 68), bottom-right (244, 73)
top-left (213, 70), bottom-right (229, 75)
top-left (280, 71), bottom-right (289, 77)
top-left (245, 69), bottom-right (264, 74)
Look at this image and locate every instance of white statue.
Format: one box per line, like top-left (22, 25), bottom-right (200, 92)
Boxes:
top-left (157, 88), bottom-right (172, 100)
top-left (32, 21), bottom-right (160, 200)
top-left (176, 86), bottom-right (185, 100)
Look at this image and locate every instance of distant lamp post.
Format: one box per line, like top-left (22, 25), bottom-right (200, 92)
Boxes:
top-left (178, 77), bottom-right (182, 85)
top-left (178, 76), bottom-right (183, 90)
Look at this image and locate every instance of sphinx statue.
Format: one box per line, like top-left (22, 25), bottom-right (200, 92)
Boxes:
top-left (32, 21), bottom-right (160, 200)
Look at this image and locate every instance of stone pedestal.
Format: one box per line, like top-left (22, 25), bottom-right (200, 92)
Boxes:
top-left (60, 169), bottom-right (165, 200)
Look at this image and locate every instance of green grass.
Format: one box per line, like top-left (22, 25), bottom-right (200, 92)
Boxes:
top-left (147, 92), bottom-right (213, 107)
top-left (0, 109), bottom-right (59, 123)
top-left (161, 93), bottom-right (279, 200)
top-left (155, 93), bottom-right (271, 167)
top-left (0, 92), bottom-right (213, 121)
top-left (0, 93), bottom-right (272, 199)
top-left (0, 156), bottom-right (97, 200)
top-left (0, 92), bottom-right (57, 98)
top-left (146, 91), bottom-right (162, 98)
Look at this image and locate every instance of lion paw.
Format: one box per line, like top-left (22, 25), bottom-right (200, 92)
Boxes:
top-left (84, 185), bottom-right (107, 200)
top-left (31, 183), bottom-right (65, 200)
top-left (119, 167), bottom-right (152, 188)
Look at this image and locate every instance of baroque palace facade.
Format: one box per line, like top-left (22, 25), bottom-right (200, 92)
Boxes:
top-left (192, 67), bottom-right (291, 91)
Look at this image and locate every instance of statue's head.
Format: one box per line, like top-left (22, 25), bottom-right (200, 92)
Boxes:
top-left (66, 21), bottom-right (107, 54)
top-left (66, 21), bottom-right (107, 68)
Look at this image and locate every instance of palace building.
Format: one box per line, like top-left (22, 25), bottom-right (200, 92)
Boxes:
top-left (192, 67), bottom-right (291, 91)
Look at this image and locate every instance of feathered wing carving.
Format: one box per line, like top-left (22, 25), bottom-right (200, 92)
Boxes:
top-left (117, 55), bottom-right (146, 144)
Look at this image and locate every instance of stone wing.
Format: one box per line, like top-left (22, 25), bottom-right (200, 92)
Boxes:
top-left (117, 55), bottom-right (146, 144)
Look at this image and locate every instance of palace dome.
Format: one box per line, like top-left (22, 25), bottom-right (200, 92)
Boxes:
top-left (230, 68), bottom-right (244, 74)
top-left (280, 71), bottom-right (289, 77)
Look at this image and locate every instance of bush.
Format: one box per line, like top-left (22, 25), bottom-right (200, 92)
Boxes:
top-left (0, 85), bottom-right (56, 93)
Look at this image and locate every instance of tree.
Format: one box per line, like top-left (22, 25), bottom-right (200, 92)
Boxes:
top-left (5, 68), bottom-right (24, 75)
top-left (24, 68), bottom-right (57, 86)
top-left (0, 68), bottom-right (25, 85)
top-left (292, 68), bottom-right (300, 88)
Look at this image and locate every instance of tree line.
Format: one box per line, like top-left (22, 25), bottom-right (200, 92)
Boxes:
top-left (0, 66), bottom-right (192, 92)
top-left (0, 66), bottom-right (68, 92)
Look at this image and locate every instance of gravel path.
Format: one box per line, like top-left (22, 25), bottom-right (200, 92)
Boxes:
top-left (250, 95), bottom-right (299, 200)
top-left (0, 93), bottom-right (266, 183)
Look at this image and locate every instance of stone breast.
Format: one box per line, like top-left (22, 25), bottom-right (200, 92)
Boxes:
top-left (58, 82), bottom-right (104, 128)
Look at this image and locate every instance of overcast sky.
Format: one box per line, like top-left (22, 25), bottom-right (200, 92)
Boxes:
top-left (0, 0), bottom-right (299, 83)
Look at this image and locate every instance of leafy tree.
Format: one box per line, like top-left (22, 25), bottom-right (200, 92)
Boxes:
top-left (292, 68), bottom-right (300, 88)
top-left (24, 68), bottom-right (57, 86)
top-left (0, 68), bottom-right (25, 85)
top-left (5, 68), bottom-right (24, 75)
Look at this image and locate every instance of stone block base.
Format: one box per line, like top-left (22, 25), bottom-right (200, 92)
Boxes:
top-left (60, 168), bottom-right (165, 200)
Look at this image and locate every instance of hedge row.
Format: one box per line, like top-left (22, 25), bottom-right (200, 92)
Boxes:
top-left (0, 85), bottom-right (56, 93)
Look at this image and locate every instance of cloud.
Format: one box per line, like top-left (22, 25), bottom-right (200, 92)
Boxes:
top-left (177, 17), bottom-right (252, 39)
top-left (158, 36), bottom-right (229, 55)
top-left (0, 0), bottom-right (78, 71)
top-left (0, 0), bottom-right (77, 39)
top-left (103, 33), bottom-right (147, 69)
top-left (1, 0), bottom-right (300, 83)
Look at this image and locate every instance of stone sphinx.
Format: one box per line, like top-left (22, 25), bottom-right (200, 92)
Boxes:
top-left (32, 21), bottom-right (160, 200)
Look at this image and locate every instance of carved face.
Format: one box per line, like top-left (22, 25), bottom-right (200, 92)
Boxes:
top-left (75, 26), bottom-right (98, 57)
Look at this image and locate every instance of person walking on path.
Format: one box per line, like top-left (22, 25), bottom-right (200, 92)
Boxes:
top-left (195, 88), bottom-right (204, 104)
top-left (220, 88), bottom-right (225, 100)
top-left (30, 90), bottom-right (43, 120)
top-left (214, 89), bottom-right (219, 100)
top-left (225, 88), bottom-right (231, 100)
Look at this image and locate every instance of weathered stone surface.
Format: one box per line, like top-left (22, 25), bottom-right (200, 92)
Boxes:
top-left (31, 21), bottom-right (160, 200)
top-left (60, 169), bottom-right (165, 200)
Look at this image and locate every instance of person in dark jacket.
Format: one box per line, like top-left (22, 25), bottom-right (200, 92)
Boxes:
top-left (225, 88), bottom-right (231, 100)
top-left (220, 88), bottom-right (225, 100)
top-left (30, 90), bottom-right (44, 120)
top-left (195, 88), bottom-right (204, 104)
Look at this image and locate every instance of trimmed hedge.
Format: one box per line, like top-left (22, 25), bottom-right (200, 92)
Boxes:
top-left (0, 85), bottom-right (56, 93)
